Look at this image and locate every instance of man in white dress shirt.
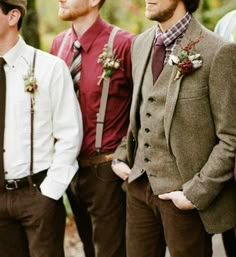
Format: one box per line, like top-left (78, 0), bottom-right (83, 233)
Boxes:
top-left (0, 1), bottom-right (83, 257)
top-left (214, 9), bottom-right (236, 43)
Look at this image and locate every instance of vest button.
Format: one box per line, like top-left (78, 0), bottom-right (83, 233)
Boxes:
top-left (148, 97), bottom-right (154, 102)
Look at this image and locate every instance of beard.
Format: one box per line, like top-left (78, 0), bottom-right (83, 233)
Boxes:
top-left (146, 0), bottom-right (179, 22)
top-left (58, 8), bottom-right (81, 21)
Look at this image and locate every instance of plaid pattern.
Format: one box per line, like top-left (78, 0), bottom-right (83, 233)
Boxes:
top-left (155, 12), bottom-right (192, 63)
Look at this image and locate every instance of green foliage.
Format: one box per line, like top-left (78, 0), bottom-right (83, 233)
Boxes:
top-left (22, 0), bottom-right (40, 48)
top-left (34, 0), bottom-right (236, 51)
top-left (199, 0), bottom-right (236, 30)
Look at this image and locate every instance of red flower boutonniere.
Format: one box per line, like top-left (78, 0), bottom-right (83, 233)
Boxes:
top-left (168, 34), bottom-right (204, 80)
top-left (97, 44), bottom-right (121, 86)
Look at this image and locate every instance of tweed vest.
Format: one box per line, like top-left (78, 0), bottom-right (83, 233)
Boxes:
top-left (130, 59), bottom-right (183, 195)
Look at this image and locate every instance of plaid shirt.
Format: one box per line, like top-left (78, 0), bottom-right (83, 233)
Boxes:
top-left (155, 12), bottom-right (192, 63)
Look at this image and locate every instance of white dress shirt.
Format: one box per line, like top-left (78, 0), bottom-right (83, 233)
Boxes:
top-left (2, 37), bottom-right (83, 200)
top-left (214, 10), bottom-right (236, 42)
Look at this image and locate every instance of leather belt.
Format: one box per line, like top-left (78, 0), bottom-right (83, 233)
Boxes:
top-left (79, 152), bottom-right (114, 167)
top-left (5, 169), bottom-right (47, 191)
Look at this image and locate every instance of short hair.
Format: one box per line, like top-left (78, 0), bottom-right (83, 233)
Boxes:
top-left (0, 2), bottom-right (23, 29)
top-left (99, 0), bottom-right (106, 9)
top-left (183, 0), bottom-right (201, 13)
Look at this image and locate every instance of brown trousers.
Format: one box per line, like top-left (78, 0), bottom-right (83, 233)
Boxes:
top-left (0, 183), bottom-right (66, 257)
top-left (126, 174), bottom-right (212, 257)
top-left (70, 161), bottom-right (126, 257)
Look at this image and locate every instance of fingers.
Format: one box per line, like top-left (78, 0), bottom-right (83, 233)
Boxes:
top-left (111, 162), bottom-right (131, 180)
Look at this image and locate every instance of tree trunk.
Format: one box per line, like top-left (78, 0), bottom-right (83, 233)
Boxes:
top-left (22, 0), bottom-right (40, 48)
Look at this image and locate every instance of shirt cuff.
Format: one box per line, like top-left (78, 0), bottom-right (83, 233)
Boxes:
top-left (40, 174), bottom-right (70, 200)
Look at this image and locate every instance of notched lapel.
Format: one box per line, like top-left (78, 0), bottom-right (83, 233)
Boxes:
top-left (130, 28), bottom-right (156, 136)
top-left (163, 17), bottom-right (203, 154)
top-left (164, 64), bottom-right (183, 154)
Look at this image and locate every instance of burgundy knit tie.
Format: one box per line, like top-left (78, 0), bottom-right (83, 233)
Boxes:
top-left (151, 36), bottom-right (165, 83)
top-left (0, 57), bottom-right (6, 190)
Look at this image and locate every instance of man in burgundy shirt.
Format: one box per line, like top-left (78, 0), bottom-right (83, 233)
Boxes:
top-left (50, 1), bottom-right (133, 257)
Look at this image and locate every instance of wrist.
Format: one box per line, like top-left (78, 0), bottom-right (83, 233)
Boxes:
top-left (183, 192), bottom-right (199, 210)
top-left (112, 159), bottom-right (122, 165)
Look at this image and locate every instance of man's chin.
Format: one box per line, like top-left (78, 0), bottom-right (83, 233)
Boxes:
top-left (58, 13), bottom-right (71, 21)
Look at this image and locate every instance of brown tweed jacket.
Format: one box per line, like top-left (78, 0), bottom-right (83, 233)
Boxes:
top-left (114, 17), bottom-right (236, 233)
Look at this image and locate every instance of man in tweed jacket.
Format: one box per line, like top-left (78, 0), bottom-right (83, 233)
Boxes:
top-left (112, 0), bottom-right (236, 256)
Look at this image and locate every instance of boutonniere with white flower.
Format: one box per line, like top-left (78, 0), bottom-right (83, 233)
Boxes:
top-left (97, 44), bottom-right (121, 86)
top-left (24, 67), bottom-right (38, 105)
top-left (168, 34), bottom-right (204, 80)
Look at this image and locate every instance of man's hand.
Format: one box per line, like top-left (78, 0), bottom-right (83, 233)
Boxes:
top-left (158, 191), bottom-right (195, 210)
top-left (111, 160), bottom-right (131, 180)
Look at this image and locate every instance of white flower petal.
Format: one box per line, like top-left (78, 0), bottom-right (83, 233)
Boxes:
top-left (168, 55), bottom-right (179, 65)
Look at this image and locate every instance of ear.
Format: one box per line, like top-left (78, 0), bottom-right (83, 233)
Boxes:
top-left (90, 0), bottom-right (101, 8)
top-left (8, 9), bottom-right (21, 27)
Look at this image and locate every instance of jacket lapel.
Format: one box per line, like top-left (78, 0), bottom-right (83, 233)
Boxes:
top-left (130, 27), bottom-right (155, 135)
top-left (164, 17), bottom-right (203, 153)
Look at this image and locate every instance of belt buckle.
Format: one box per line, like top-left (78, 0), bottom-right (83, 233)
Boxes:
top-left (5, 180), bottom-right (19, 190)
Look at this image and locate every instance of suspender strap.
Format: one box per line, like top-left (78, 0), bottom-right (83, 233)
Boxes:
top-left (57, 29), bottom-right (71, 58)
top-left (95, 26), bottom-right (120, 152)
top-left (30, 49), bottom-right (37, 176)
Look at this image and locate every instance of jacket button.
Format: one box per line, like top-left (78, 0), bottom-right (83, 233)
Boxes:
top-left (148, 97), bottom-right (154, 102)
top-left (146, 113), bottom-right (151, 118)
top-left (144, 143), bottom-right (150, 148)
top-left (145, 128), bottom-right (150, 133)
top-left (144, 158), bottom-right (150, 163)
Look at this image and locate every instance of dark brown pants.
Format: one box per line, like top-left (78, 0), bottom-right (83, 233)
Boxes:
top-left (70, 162), bottom-right (126, 257)
top-left (0, 184), bottom-right (66, 257)
top-left (222, 228), bottom-right (236, 257)
top-left (126, 174), bottom-right (212, 257)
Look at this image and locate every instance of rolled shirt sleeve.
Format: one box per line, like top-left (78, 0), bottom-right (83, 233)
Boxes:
top-left (40, 58), bottom-right (83, 200)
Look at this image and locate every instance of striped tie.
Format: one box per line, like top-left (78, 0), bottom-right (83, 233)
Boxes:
top-left (70, 40), bottom-right (81, 96)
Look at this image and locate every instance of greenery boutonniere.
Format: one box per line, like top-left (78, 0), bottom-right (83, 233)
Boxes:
top-left (24, 68), bottom-right (38, 105)
top-left (97, 44), bottom-right (121, 86)
top-left (168, 34), bottom-right (203, 80)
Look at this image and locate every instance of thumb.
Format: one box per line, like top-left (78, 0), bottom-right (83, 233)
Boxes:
top-left (158, 192), bottom-right (172, 200)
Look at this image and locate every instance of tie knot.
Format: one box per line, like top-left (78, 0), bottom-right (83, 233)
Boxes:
top-left (73, 40), bottom-right (81, 51)
top-left (155, 36), bottom-right (165, 47)
top-left (0, 58), bottom-right (6, 68)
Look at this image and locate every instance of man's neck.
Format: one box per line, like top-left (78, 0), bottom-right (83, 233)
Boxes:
top-left (159, 3), bottom-right (187, 32)
top-left (72, 12), bottom-right (99, 38)
top-left (0, 33), bottom-right (19, 56)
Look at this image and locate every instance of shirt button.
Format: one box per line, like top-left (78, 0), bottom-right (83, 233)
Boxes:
top-left (144, 158), bottom-right (150, 163)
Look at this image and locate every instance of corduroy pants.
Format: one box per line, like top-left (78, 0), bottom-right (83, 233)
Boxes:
top-left (0, 181), bottom-right (66, 257)
top-left (126, 173), bottom-right (213, 257)
top-left (70, 161), bottom-right (126, 257)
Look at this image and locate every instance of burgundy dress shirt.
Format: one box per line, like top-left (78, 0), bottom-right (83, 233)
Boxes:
top-left (50, 16), bottom-right (133, 158)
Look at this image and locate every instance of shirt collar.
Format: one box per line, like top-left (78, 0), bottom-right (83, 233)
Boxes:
top-left (155, 12), bottom-right (192, 47)
top-left (71, 16), bottom-right (109, 53)
top-left (2, 36), bottom-right (26, 69)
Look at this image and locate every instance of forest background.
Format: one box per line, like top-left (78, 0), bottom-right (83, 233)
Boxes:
top-left (23, 0), bottom-right (236, 51)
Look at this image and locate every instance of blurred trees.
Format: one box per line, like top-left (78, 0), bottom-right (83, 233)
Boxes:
top-left (22, 0), bottom-right (40, 48)
top-left (22, 0), bottom-right (236, 50)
